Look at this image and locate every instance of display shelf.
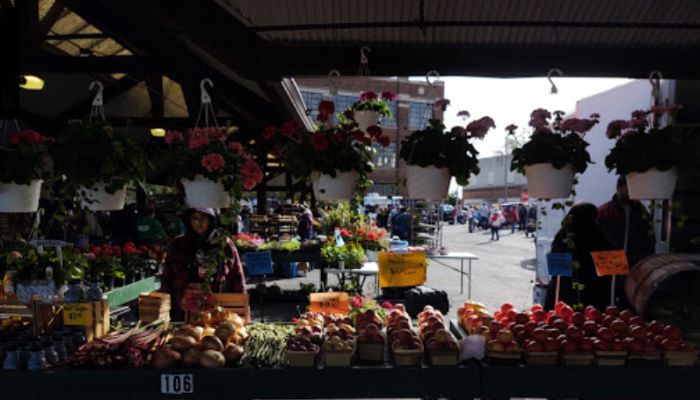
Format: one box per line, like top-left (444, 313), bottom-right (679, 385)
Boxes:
top-left (0, 365), bottom-right (480, 400)
top-left (105, 276), bottom-right (160, 308)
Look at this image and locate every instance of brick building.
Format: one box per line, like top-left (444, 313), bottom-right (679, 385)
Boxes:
top-left (462, 154), bottom-right (528, 206)
top-left (295, 77), bottom-right (445, 196)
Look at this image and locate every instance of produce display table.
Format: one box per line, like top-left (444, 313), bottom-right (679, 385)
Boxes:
top-left (482, 363), bottom-right (700, 400)
top-left (105, 276), bottom-right (161, 308)
top-left (428, 252), bottom-right (479, 295)
top-left (326, 262), bottom-right (379, 294)
top-left (0, 365), bottom-right (480, 400)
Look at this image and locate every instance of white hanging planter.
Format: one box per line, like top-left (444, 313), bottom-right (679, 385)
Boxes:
top-left (312, 170), bottom-right (357, 201)
top-left (406, 165), bottom-right (451, 200)
top-left (182, 175), bottom-right (231, 208)
top-left (524, 163), bottom-right (575, 199)
top-left (353, 111), bottom-right (380, 132)
top-left (0, 180), bottom-right (43, 213)
top-left (627, 167), bottom-right (678, 200)
top-left (81, 182), bottom-right (127, 211)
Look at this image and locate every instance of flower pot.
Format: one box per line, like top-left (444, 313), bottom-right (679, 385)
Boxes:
top-left (406, 165), bottom-right (451, 200)
top-left (353, 111), bottom-right (380, 132)
top-left (80, 182), bottom-right (126, 211)
top-left (181, 175), bottom-right (231, 208)
top-left (311, 171), bottom-right (357, 200)
top-left (524, 163), bottom-right (575, 199)
top-left (626, 167), bottom-right (678, 200)
top-left (0, 180), bottom-right (42, 213)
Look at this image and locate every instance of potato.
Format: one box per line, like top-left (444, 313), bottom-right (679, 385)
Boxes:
top-left (170, 335), bottom-right (198, 352)
top-left (223, 343), bottom-right (244, 364)
top-left (151, 348), bottom-right (181, 369)
top-left (182, 348), bottom-right (202, 368)
top-left (200, 335), bottom-right (224, 352)
top-left (200, 350), bottom-right (225, 369)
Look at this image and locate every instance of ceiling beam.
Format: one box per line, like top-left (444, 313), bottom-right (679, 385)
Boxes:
top-left (260, 44), bottom-right (700, 79)
top-left (21, 55), bottom-right (175, 74)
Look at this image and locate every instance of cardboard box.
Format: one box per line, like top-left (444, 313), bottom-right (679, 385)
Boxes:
top-left (62, 300), bottom-right (110, 342)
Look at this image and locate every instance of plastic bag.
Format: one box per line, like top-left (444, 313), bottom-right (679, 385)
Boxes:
top-left (459, 334), bottom-right (485, 361)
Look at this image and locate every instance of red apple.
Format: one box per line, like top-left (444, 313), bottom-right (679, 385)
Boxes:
top-left (610, 319), bottom-right (628, 334)
top-left (552, 319), bottom-right (568, 332)
top-left (524, 321), bottom-right (538, 334)
top-left (531, 304), bottom-right (544, 312)
top-left (566, 326), bottom-right (584, 342)
top-left (487, 339), bottom-right (505, 352)
top-left (572, 312), bottom-right (586, 328)
top-left (505, 341), bottom-right (521, 352)
top-left (583, 320), bottom-right (599, 337)
top-left (628, 325), bottom-right (647, 340)
top-left (605, 306), bottom-right (620, 318)
top-left (663, 325), bottom-right (682, 341)
top-left (653, 335), bottom-right (666, 347)
top-left (587, 309), bottom-right (603, 323)
top-left (559, 306), bottom-right (574, 322)
top-left (560, 339), bottom-right (578, 352)
top-left (584, 305), bottom-right (597, 318)
top-left (506, 309), bottom-right (518, 322)
top-left (579, 337), bottom-right (594, 351)
top-left (547, 328), bottom-right (562, 339)
top-left (555, 334), bottom-right (567, 345)
top-left (597, 327), bottom-right (614, 342)
top-left (628, 316), bottom-right (643, 327)
top-left (593, 339), bottom-right (611, 351)
top-left (494, 311), bottom-right (503, 321)
top-left (526, 340), bottom-right (544, 352)
top-left (514, 313), bottom-right (530, 325)
top-left (554, 301), bottom-right (567, 314)
top-left (500, 303), bottom-right (514, 315)
top-left (619, 309), bottom-right (634, 322)
top-left (661, 338), bottom-right (681, 351)
top-left (627, 338), bottom-right (644, 353)
top-left (643, 340), bottom-right (659, 353)
top-left (612, 339), bottom-right (628, 352)
top-left (531, 328), bottom-right (547, 342)
top-left (489, 321), bottom-right (504, 333)
top-left (543, 337), bottom-right (559, 352)
top-left (679, 343), bottom-right (697, 353)
top-left (516, 331), bottom-right (528, 343)
top-left (511, 324), bottom-right (525, 336)
top-left (601, 315), bottom-right (615, 328)
top-left (647, 320), bottom-right (664, 334)
top-left (497, 329), bottom-right (514, 344)
top-left (547, 314), bottom-right (559, 326)
top-left (532, 310), bottom-right (547, 323)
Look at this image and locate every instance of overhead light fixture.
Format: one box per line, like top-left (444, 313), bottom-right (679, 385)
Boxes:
top-left (20, 75), bottom-right (45, 90)
top-left (150, 128), bottom-right (166, 137)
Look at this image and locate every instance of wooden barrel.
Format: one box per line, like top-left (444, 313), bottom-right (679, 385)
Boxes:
top-left (625, 254), bottom-right (700, 317)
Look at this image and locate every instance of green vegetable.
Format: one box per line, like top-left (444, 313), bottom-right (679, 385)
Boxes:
top-left (240, 323), bottom-right (294, 368)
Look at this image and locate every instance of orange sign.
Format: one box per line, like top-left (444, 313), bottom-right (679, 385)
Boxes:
top-left (309, 292), bottom-right (350, 315)
top-left (591, 250), bottom-right (630, 276)
top-left (378, 251), bottom-right (427, 288)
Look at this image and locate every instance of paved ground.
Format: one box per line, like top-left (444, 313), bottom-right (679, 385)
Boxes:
top-left (247, 223), bottom-right (537, 320)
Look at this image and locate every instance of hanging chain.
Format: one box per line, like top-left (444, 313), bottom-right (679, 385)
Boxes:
top-left (88, 81), bottom-right (106, 121)
top-left (195, 78), bottom-right (219, 129)
top-left (357, 46), bottom-right (371, 76)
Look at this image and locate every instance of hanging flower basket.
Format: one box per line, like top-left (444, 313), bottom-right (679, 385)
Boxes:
top-left (524, 163), bottom-right (575, 199)
top-left (312, 171), bottom-right (357, 201)
top-left (182, 175), bottom-right (231, 208)
top-left (406, 165), bottom-right (451, 200)
top-left (626, 167), bottom-right (678, 200)
top-left (80, 182), bottom-right (126, 211)
top-left (0, 180), bottom-right (43, 213)
top-left (353, 111), bottom-right (380, 132)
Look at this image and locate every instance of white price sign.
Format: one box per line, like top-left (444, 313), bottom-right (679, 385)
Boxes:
top-left (161, 374), bottom-right (194, 395)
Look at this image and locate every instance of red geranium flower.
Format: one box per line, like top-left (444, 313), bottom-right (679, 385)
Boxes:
top-left (360, 91), bottom-right (377, 101)
top-left (201, 153), bottom-right (226, 172)
top-left (164, 130), bottom-right (184, 144)
top-left (366, 125), bottom-right (382, 138)
top-left (318, 100), bottom-right (335, 115)
top-left (262, 126), bottom-right (277, 141)
top-left (188, 128), bottom-right (210, 149)
top-left (377, 135), bottom-right (391, 147)
top-left (311, 134), bottom-right (329, 152)
top-left (381, 91), bottom-right (396, 101)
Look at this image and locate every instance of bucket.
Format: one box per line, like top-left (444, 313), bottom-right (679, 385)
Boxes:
top-left (0, 180), bottom-right (42, 213)
top-left (311, 170), bottom-right (357, 200)
top-left (626, 168), bottom-right (678, 200)
top-left (524, 163), bottom-right (575, 199)
top-left (182, 175), bottom-right (231, 208)
top-left (353, 111), bottom-right (380, 132)
top-left (80, 182), bottom-right (126, 211)
top-left (405, 165), bottom-right (451, 200)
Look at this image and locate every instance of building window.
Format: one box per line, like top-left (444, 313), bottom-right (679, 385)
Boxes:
top-left (382, 100), bottom-right (398, 127)
top-left (370, 183), bottom-right (398, 196)
top-left (300, 91), bottom-right (323, 121)
top-left (372, 142), bottom-right (397, 168)
top-left (408, 102), bottom-right (433, 129)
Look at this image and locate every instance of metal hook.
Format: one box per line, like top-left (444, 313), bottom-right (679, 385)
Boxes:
top-left (328, 69), bottom-right (340, 96)
top-left (649, 70), bottom-right (663, 98)
top-left (426, 70), bottom-right (440, 87)
top-left (547, 68), bottom-right (563, 94)
top-left (360, 46), bottom-right (371, 64)
top-left (200, 78), bottom-right (213, 104)
top-left (89, 81), bottom-right (104, 106)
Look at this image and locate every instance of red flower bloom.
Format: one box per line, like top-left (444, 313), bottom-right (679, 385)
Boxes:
top-left (466, 116), bottom-right (496, 139)
top-left (188, 128), bottom-right (210, 149)
top-left (457, 110), bottom-right (470, 118)
top-left (377, 135), bottom-right (391, 147)
top-left (606, 120), bottom-right (630, 139)
top-left (262, 126), bottom-right (277, 141)
top-left (243, 179), bottom-right (257, 190)
top-left (240, 159), bottom-right (263, 184)
top-left (164, 130), bottom-right (184, 144)
top-left (381, 91), bottom-right (396, 101)
top-left (280, 120), bottom-right (303, 138)
top-left (318, 100), bottom-right (335, 115)
top-left (382, 301), bottom-right (394, 310)
top-left (351, 298), bottom-right (362, 308)
top-left (360, 91), bottom-right (378, 101)
top-left (560, 118), bottom-right (597, 135)
top-left (366, 125), bottom-right (382, 138)
top-left (351, 131), bottom-right (367, 143)
top-left (311, 134), bottom-right (329, 152)
top-left (505, 124), bottom-right (518, 133)
top-left (207, 127), bottom-right (226, 142)
top-left (340, 229), bottom-right (351, 237)
top-left (201, 153), bottom-right (226, 172)
top-left (228, 141), bottom-right (246, 156)
top-left (112, 245), bottom-right (122, 256)
top-left (529, 108), bottom-right (551, 129)
top-left (9, 130), bottom-right (49, 146)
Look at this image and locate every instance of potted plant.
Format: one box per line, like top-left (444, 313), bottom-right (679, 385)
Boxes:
top-left (342, 224), bottom-right (389, 262)
top-left (0, 129), bottom-right (51, 213)
top-left (348, 91), bottom-right (396, 132)
top-left (51, 120), bottom-right (147, 211)
top-left (604, 105), bottom-right (689, 199)
top-left (85, 244), bottom-right (124, 291)
top-left (321, 242), bottom-right (365, 270)
top-left (400, 111), bottom-right (494, 200)
top-left (510, 109), bottom-right (599, 199)
top-left (164, 127), bottom-right (263, 208)
top-left (264, 100), bottom-right (390, 201)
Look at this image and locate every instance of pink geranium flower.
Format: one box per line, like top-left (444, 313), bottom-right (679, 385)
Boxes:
top-left (381, 91), bottom-right (397, 101)
top-left (188, 128), bottom-right (210, 149)
top-left (228, 141), bottom-right (246, 156)
top-left (201, 153), bottom-right (225, 172)
top-left (164, 130), bottom-right (184, 144)
top-left (360, 91), bottom-right (377, 101)
top-left (606, 120), bottom-right (629, 139)
top-left (466, 116), bottom-right (496, 139)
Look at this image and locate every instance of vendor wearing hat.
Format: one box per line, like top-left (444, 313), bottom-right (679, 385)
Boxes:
top-left (161, 208), bottom-right (246, 321)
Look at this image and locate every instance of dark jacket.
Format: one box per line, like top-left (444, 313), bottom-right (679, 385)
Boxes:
top-left (161, 231), bottom-right (246, 321)
top-left (597, 195), bottom-right (656, 268)
top-left (545, 204), bottom-right (621, 311)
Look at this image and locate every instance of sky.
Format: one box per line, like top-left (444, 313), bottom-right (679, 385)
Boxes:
top-left (438, 77), bottom-right (633, 157)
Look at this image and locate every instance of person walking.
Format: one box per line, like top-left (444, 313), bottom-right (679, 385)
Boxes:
top-left (467, 206), bottom-right (475, 233)
top-left (526, 205), bottom-right (538, 238)
top-left (505, 206), bottom-right (519, 234)
top-left (518, 204), bottom-right (528, 231)
top-left (490, 207), bottom-right (504, 241)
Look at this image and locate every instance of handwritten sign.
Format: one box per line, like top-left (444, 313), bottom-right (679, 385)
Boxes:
top-left (63, 303), bottom-right (91, 326)
top-left (309, 292), bottom-right (350, 315)
top-left (547, 253), bottom-right (574, 277)
top-left (378, 252), bottom-right (427, 288)
top-left (244, 251), bottom-right (273, 276)
top-left (591, 250), bottom-right (630, 276)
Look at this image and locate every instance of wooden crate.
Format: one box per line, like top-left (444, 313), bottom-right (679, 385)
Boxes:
top-left (429, 349), bottom-right (460, 366)
top-left (393, 347), bottom-right (423, 367)
top-left (357, 342), bottom-right (385, 362)
top-left (62, 300), bottom-right (110, 342)
top-left (595, 350), bottom-right (627, 366)
top-left (324, 350), bottom-right (353, 367)
top-left (287, 349), bottom-right (319, 368)
top-left (138, 291), bottom-right (170, 323)
top-left (186, 292), bottom-right (250, 323)
top-left (487, 350), bottom-right (522, 365)
top-left (563, 352), bottom-right (595, 366)
top-left (0, 299), bottom-right (63, 337)
top-left (664, 351), bottom-right (698, 366)
top-left (525, 351), bottom-right (559, 366)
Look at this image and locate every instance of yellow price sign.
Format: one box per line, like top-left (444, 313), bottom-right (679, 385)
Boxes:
top-left (309, 292), bottom-right (350, 315)
top-left (63, 303), bottom-right (92, 326)
top-left (378, 252), bottom-right (427, 288)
